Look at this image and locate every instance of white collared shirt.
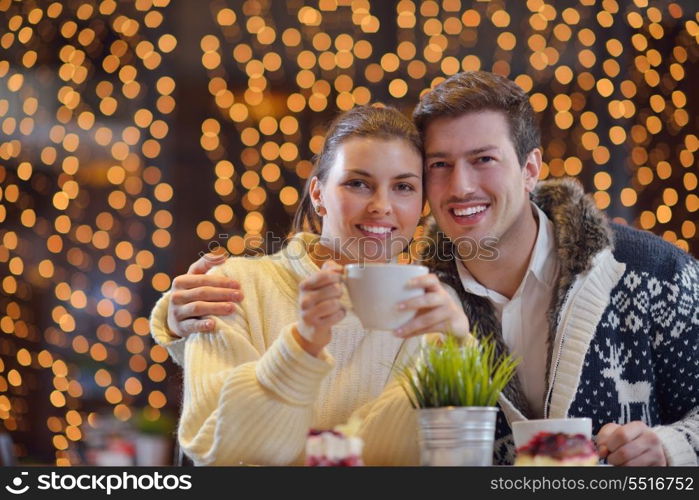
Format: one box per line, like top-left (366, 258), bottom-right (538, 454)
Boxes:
top-left (456, 203), bottom-right (560, 418)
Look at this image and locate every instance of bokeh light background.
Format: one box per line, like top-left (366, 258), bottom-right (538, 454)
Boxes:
top-left (0, 0), bottom-right (697, 464)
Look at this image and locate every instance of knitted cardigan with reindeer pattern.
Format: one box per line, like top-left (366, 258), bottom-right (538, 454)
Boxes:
top-left (422, 178), bottom-right (699, 465)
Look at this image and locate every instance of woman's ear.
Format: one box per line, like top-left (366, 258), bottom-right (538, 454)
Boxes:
top-left (309, 176), bottom-right (325, 215)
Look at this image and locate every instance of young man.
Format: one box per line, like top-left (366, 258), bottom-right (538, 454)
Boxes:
top-left (412, 71), bottom-right (698, 466)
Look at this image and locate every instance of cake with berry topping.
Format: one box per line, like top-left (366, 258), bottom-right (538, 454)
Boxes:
top-left (514, 431), bottom-right (598, 466)
top-left (305, 417), bottom-right (364, 466)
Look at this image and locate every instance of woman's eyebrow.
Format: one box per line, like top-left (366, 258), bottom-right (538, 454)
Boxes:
top-left (346, 169), bottom-right (419, 180)
top-left (345, 168), bottom-right (372, 177)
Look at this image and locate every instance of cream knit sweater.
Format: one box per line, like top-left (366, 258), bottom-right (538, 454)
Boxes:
top-left (149, 233), bottom-right (424, 465)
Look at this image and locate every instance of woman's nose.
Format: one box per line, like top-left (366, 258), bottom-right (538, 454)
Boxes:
top-left (367, 189), bottom-right (392, 215)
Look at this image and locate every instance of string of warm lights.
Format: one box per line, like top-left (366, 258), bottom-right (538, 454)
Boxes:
top-left (1, 0), bottom-right (175, 465)
top-left (0, 0), bottom-right (696, 464)
top-left (195, 0), bottom-right (697, 255)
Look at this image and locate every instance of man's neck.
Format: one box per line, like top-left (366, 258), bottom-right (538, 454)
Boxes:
top-left (460, 206), bottom-right (540, 300)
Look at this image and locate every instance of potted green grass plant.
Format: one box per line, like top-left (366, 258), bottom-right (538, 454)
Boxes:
top-left (398, 334), bottom-right (519, 466)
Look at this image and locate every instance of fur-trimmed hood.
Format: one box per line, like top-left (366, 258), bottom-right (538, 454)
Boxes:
top-left (419, 177), bottom-right (614, 417)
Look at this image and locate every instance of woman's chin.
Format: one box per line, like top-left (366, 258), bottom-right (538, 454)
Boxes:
top-left (354, 240), bottom-right (400, 263)
top-left (323, 233), bottom-right (411, 264)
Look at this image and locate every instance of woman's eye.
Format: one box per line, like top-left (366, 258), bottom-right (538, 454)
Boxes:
top-left (395, 182), bottom-right (416, 192)
top-left (345, 179), bottom-right (369, 189)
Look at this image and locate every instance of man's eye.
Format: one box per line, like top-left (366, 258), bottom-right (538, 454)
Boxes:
top-left (429, 161), bottom-right (447, 169)
top-left (477, 156), bottom-right (494, 164)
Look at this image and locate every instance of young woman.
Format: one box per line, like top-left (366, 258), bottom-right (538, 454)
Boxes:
top-left (149, 106), bottom-right (470, 465)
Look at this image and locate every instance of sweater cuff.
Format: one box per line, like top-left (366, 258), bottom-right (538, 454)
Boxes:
top-left (149, 291), bottom-right (186, 366)
top-left (255, 325), bottom-right (334, 406)
top-left (652, 425), bottom-right (698, 466)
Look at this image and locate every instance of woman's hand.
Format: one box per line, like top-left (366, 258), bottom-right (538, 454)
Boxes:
top-left (167, 253), bottom-right (243, 338)
top-left (292, 261), bottom-right (346, 356)
top-left (393, 273), bottom-right (470, 339)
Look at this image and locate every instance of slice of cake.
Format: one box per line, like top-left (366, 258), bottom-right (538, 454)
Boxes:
top-left (515, 431), bottom-right (599, 466)
top-left (305, 417), bottom-right (364, 466)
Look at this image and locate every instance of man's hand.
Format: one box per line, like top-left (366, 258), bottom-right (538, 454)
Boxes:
top-left (166, 253), bottom-right (243, 338)
top-left (596, 421), bottom-right (667, 466)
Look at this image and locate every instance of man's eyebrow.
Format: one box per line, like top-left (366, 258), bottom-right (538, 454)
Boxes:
top-left (424, 152), bottom-right (449, 160)
top-left (424, 145), bottom-right (500, 159)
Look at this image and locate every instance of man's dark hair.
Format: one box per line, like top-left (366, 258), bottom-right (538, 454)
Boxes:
top-left (413, 71), bottom-right (540, 165)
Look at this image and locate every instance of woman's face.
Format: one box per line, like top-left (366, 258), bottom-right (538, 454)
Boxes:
top-left (310, 136), bottom-right (424, 263)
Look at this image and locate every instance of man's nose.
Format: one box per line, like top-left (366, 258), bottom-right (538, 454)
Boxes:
top-left (449, 160), bottom-right (477, 197)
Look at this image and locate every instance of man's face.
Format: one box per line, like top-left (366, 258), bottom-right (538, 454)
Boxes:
top-left (424, 110), bottom-right (541, 252)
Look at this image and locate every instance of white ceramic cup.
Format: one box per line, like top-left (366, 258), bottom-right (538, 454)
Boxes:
top-left (344, 263), bottom-right (428, 330)
top-left (512, 418), bottom-right (592, 449)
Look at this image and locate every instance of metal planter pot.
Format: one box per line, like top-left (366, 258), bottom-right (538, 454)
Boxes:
top-left (418, 406), bottom-right (498, 466)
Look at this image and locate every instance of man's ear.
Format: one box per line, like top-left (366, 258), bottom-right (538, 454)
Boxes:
top-left (522, 148), bottom-right (542, 193)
